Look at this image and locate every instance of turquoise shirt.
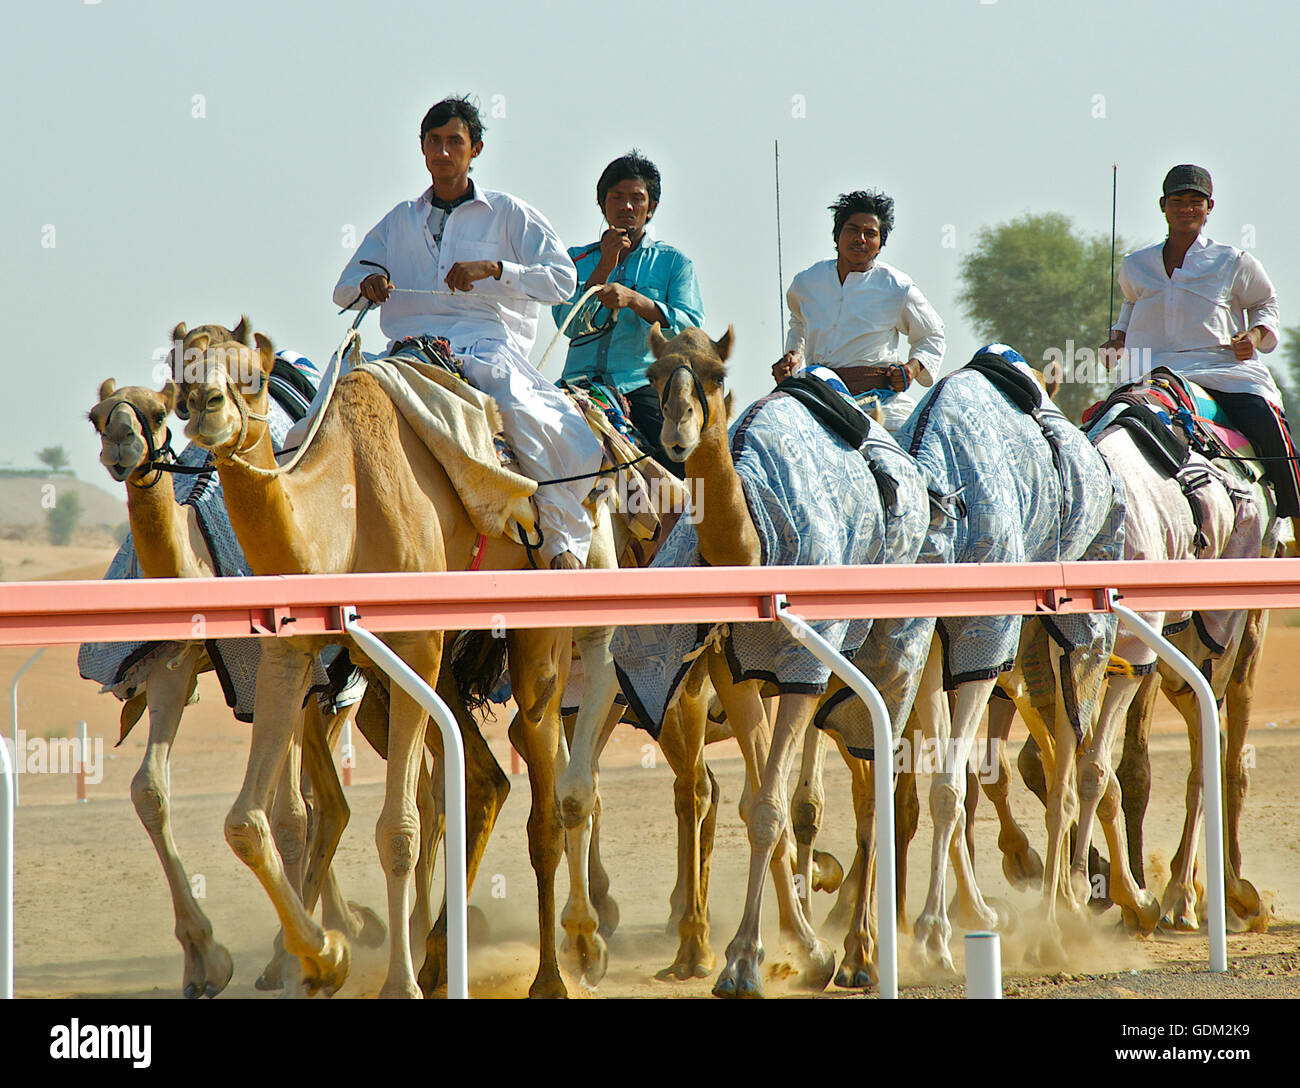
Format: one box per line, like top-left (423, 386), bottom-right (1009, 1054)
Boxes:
top-left (553, 236), bottom-right (705, 393)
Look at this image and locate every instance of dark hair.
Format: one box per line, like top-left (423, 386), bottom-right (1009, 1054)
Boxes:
top-left (597, 150), bottom-right (661, 207)
top-left (420, 96), bottom-right (485, 144)
top-left (829, 190), bottom-right (895, 246)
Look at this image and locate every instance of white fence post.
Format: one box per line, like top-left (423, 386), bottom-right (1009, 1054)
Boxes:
top-left (341, 608), bottom-right (468, 999)
top-left (1108, 592), bottom-right (1227, 973)
top-left (774, 595), bottom-right (898, 1000)
top-left (8, 648), bottom-right (45, 807)
top-left (0, 713), bottom-right (13, 999)
top-left (964, 931), bottom-right (1001, 998)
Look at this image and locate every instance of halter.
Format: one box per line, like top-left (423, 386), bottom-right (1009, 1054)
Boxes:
top-left (188, 359), bottom-right (273, 476)
top-left (658, 363), bottom-right (712, 434)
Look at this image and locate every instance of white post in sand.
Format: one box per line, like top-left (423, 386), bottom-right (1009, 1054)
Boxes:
top-left (964, 931), bottom-right (1002, 998)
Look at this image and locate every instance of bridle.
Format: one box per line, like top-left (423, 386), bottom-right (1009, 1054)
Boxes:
top-left (184, 355), bottom-right (273, 476)
top-left (658, 362), bottom-right (712, 434)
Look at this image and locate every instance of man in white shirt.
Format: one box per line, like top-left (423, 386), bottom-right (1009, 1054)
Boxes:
top-left (772, 190), bottom-right (944, 431)
top-left (334, 96), bottom-right (603, 568)
top-left (1102, 164), bottom-right (1298, 518)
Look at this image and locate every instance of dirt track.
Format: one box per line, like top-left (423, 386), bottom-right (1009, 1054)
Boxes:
top-left (5, 552), bottom-right (1300, 999)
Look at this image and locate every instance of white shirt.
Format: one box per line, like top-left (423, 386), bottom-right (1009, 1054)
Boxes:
top-left (784, 258), bottom-right (945, 383)
top-left (333, 182), bottom-right (577, 360)
top-left (1114, 235), bottom-right (1281, 405)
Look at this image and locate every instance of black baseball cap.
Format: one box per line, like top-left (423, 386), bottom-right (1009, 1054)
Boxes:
top-left (1162, 164), bottom-right (1212, 199)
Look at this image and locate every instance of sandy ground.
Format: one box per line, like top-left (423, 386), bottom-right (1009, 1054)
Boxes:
top-left (5, 545), bottom-right (1300, 999)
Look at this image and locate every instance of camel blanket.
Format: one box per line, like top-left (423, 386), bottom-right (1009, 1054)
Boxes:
top-left (611, 393), bottom-right (930, 737)
top-left (77, 387), bottom-right (345, 724)
top-left (355, 357), bottom-right (537, 540)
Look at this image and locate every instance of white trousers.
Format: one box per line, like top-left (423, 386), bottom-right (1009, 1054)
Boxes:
top-left (458, 340), bottom-right (602, 564)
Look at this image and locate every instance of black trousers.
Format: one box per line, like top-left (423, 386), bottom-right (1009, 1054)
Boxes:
top-left (623, 383), bottom-right (688, 480)
top-left (1204, 389), bottom-right (1300, 519)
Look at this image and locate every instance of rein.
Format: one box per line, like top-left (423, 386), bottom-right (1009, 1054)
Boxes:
top-left (659, 363), bottom-right (711, 434)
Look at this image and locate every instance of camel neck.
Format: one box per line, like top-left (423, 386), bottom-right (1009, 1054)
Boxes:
top-left (126, 471), bottom-right (190, 578)
top-left (684, 400), bottom-right (761, 567)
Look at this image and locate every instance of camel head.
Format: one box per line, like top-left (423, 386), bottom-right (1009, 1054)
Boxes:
top-left (171, 317), bottom-right (274, 458)
top-left (88, 378), bottom-right (179, 483)
top-left (645, 324), bottom-right (733, 462)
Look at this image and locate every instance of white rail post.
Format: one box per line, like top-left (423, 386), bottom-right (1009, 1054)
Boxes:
top-left (0, 715), bottom-right (12, 999)
top-left (340, 717), bottom-right (354, 788)
top-left (341, 608), bottom-right (468, 999)
top-left (1108, 591), bottom-right (1227, 973)
top-left (8, 648), bottom-right (44, 807)
top-left (964, 931), bottom-right (1001, 998)
top-left (773, 595), bottom-right (898, 999)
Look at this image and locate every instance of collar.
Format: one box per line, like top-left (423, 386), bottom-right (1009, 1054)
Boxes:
top-left (418, 179), bottom-right (491, 212)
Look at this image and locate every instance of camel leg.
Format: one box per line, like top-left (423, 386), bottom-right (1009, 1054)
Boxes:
top-left (417, 663), bottom-right (511, 996)
top-left (131, 645), bottom-right (234, 999)
top-left (657, 665), bottom-right (716, 980)
top-left (833, 736), bottom-right (878, 989)
top-left (1224, 609), bottom-right (1266, 929)
top-left (791, 723), bottom-right (828, 910)
top-left (1071, 673), bottom-right (1160, 934)
top-left (406, 748), bottom-right (437, 954)
top-left (224, 643), bottom-right (350, 996)
top-left (1116, 669), bottom-right (1158, 886)
top-left (1159, 673), bottom-right (1208, 931)
top-left (913, 636), bottom-right (998, 973)
top-left (588, 784), bottom-right (620, 938)
top-left (983, 692), bottom-right (1043, 888)
top-left (504, 628), bottom-right (569, 999)
top-left (714, 691), bottom-right (834, 999)
top-left (1036, 644), bottom-right (1083, 964)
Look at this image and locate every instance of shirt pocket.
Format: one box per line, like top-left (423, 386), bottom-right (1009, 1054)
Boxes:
top-left (454, 240), bottom-right (502, 265)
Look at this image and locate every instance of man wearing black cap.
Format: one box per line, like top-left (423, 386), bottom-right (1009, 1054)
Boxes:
top-left (1101, 164), bottom-right (1299, 518)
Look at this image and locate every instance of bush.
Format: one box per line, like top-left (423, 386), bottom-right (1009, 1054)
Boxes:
top-left (48, 491), bottom-right (84, 546)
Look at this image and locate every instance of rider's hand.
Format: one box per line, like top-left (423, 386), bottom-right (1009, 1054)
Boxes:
top-left (593, 283), bottom-right (638, 312)
top-left (445, 260), bottom-right (503, 292)
top-left (360, 272), bottom-right (392, 304)
top-left (772, 350), bottom-right (803, 383)
top-left (1230, 330), bottom-right (1259, 361)
top-left (597, 228), bottom-right (633, 266)
top-left (1099, 334), bottom-right (1126, 371)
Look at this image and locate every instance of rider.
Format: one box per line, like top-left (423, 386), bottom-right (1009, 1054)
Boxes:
top-left (553, 150), bottom-right (705, 478)
top-left (772, 189), bottom-right (945, 431)
top-left (1101, 164), bottom-right (1298, 519)
top-left (333, 95), bottom-right (603, 569)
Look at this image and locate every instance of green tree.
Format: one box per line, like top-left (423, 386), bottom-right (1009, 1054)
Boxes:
top-left (957, 212), bottom-right (1127, 421)
top-left (36, 445), bottom-right (71, 473)
top-left (48, 490), bottom-right (83, 546)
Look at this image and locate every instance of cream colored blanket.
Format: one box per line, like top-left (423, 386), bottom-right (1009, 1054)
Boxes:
top-left (356, 357), bottom-right (536, 540)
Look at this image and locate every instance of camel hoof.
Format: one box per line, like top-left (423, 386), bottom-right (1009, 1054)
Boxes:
top-left (254, 960), bottom-right (285, 992)
top-left (834, 963), bottom-right (878, 990)
top-left (186, 941), bottom-right (234, 999)
top-left (1159, 886), bottom-right (1199, 932)
top-left (561, 929), bottom-right (608, 987)
top-left (812, 850), bottom-right (844, 894)
top-left (712, 960), bottom-right (763, 999)
top-left (183, 982), bottom-right (200, 1000)
top-left (1227, 878), bottom-right (1264, 928)
top-left (657, 931), bottom-right (714, 980)
top-left (794, 940), bottom-right (836, 991)
top-left (344, 902), bottom-right (387, 948)
top-left (1121, 890), bottom-right (1160, 936)
top-left (378, 978), bottom-right (422, 999)
top-left (1001, 845), bottom-right (1044, 889)
top-left (300, 930), bottom-right (351, 997)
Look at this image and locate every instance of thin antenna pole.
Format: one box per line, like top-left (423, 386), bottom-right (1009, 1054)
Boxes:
top-left (1108, 163), bottom-right (1118, 334)
top-left (775, 139), bottom-right (786, 353)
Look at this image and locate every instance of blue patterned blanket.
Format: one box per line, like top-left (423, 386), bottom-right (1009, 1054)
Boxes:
top-left (611, 390), bottom-right (930, 737)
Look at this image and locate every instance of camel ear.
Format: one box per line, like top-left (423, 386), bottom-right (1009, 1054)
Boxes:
top-left (232, 316), bottom-right (252, 345)
top-left (98, 378), bottom-right (117, 401)
top-left (171, 322), bottom-right (187, 344)
top-left (253, 332), bottom-right (275, 379)
top-left (160, 380), bottom-right (179, 412)
top-left (188, 331), bottom-right (211, 355)
top-left (713, 325), bottom-right (734, 362)
top-left (648, 323), bottom-right (668, 358)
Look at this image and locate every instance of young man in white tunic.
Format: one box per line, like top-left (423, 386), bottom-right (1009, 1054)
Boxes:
top-left (771, 190), bottom-right (945, 431)
top-left (1101, 164), bottom-right (1298, 518)
top-left (333, 96), bottom-right (603, 568)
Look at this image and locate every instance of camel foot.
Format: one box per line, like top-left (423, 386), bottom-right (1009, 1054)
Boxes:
top-left (811, 850), bottom-right (844, 894)
top-left (594, 893), bottom-right (620, 940)
top-left (255, 940), bottom-right (288, 992)
top-left (1120, 889), bottom-right (1160, 936)
top-left (299, 930), bottom-right (351, 997)
top-left (528, 965), bottom-right (568, 999)
top-left (1159, 885), bottom-right (1199, 932)
top-left (1000, 843), bottom-right (1044, 890)
top-left (913, 915), bottom-right (956, 974)
top-left (340, 901), bottom-right (387, 948)
top-left (1227, 878), bottom-right (1265, 930)
top-left (834, 934), bottom-right (877, 990)
top-left (948, 894), bottom-right (1000, 934)
top-left (182, 939), bottom-right (233, 999)
top-left (793, 938), bottom-right (836, 991)
top-left (712, 944), bottom-right (764, 1000)
top-left (560, 929), bottom-right (608, 987)
top-left (656, 930), bottom-right (715, 981)
top-left (378, 977), bottom-right (422, 999)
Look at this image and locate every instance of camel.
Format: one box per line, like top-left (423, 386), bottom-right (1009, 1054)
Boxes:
top-left (627, 325), bottom-right (933, 997)
top-left (86, 377), bottom-right (383, 997)
top-left (173, 318), bottom-right (620, 998)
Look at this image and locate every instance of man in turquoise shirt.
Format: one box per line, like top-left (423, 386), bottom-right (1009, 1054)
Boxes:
top-left (554, 151), bottom-right (705, 476)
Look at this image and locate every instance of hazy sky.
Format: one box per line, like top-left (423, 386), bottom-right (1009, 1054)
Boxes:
top-left (5, 0), bottom-right (1298, 482)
